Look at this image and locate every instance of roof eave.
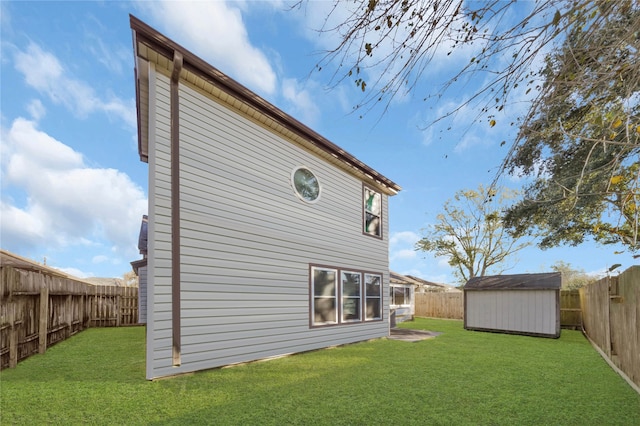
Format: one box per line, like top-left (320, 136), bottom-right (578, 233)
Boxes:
top-left (129, 15), bottom-right (401, 194)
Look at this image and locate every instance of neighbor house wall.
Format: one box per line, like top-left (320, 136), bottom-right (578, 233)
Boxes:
top-left (465, 290), bottom-right (559, 337)
top-left (390, 284), bottom-right (414, 324)
top-left (145, 63), bottom-right (390, 379)
top-left (138, 265), bottom-right (147, 324)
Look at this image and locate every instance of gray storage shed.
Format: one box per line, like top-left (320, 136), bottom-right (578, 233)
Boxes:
top-left (464, 273), bottom-right (562, 338)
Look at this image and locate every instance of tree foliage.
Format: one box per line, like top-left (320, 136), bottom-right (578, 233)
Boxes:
top-left (550, 261), bottom-right (598, 290)
top-left (122, 270), bottom-right (139, 287)
top-left (501, 3), bottom-right (640, 251)
top-left (415, 186), bottom-right (530, 284)
top-left (310, 0), bottom-right (639, 251)
top-left (312, 0), bottom-right (583, 118)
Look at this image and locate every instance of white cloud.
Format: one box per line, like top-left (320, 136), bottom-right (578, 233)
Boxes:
top-left (282, 78), bottom-right (320, 125)
top-left (14, 43), bottom-right (135, 128)
top-left (390, 230), bottom-right (421, 247)
top-left (1, 118), bottom-right (147, 259)
top-left (26, 99), bottom-right (45, 121)
top-left (391, 249), bottom-right (417, 261)
top-left (56, 266), bottom-right (93, 279)
top-left (86, 34), bottom-right (130, 75)
top-left (140, 1), bottom-right (277, 96)
top-left (454, 133), bottom-right (485, 153)
top-left (92, 255), bottom-right (109, 264)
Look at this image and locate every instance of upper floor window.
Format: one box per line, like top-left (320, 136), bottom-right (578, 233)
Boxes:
top-left (363, 185), bottom-right (382, 238)
top-left (292, 167), bottom-right (321, 203)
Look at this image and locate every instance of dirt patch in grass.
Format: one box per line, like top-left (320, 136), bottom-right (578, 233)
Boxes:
top-left (389, 327), bottom-right (442, 342)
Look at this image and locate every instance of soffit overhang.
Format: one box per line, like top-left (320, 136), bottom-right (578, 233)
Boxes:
top-left (130, 15), bottom-right (401, 196)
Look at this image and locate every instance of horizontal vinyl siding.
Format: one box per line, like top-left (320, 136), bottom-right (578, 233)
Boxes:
top-left (147, 68), bottom-right (175, 378)
top-left (139, 266), bottom-right (147, 323)
top-left (466, 290), bottom-right (558, 336)
top-left (147, 71), bottom-right (390, 378)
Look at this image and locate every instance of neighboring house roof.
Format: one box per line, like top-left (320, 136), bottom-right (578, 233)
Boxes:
top-left (406, 274), bottom-right (451, 289)
top-left (131, 258), bottom-right (147, 276)
top-left (390, 271), bottom-right (460, 292)
top-left (390, 271), bottom-right (417, 285)
top-left (130, 15), bottom-right (401, 196)
top-left (464, 273), bottom-right (562, 291)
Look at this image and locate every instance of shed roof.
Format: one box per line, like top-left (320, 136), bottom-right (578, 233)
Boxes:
top-left (130, 15), bottom-right (401, 195)
top-left (464, 272), bottom-right (562, 291)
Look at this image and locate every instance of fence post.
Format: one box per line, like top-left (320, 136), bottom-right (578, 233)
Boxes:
top-left (38, 286), bottom-right (49, 354)
top-left (65, 294), bottom-right (72, 338)
top-left (116, 288), bottom-right (122, 327)
top-left (8, 303), bottom-right (17, 368)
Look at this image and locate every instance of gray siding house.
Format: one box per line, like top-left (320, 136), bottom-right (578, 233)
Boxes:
top-left (130, 16), bottom-right (401, 379)
top-left (464, 273), bottom-right (562, 338)
top-left (131, 215), bottom-right (148, 324)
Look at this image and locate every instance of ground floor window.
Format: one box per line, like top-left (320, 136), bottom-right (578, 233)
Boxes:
top-left (391, 285), bottom-right (411, 306)
top-left (311, 265), bottom-right (383, 327)
top-left (365, 273), bottom-right (382, 320)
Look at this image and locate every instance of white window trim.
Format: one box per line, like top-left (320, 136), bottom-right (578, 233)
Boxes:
top-left (365, 273), bottom-right (383, 320)
top-left (311, 266), bottom-right (338, 326)
top-left (341, 270), bottom-right (362, 323)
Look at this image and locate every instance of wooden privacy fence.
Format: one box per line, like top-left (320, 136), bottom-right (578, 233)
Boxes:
top-left (415, 292), bottom-right (464, 319)
top-left (559, 289), bottom-right (582, 329)
top-left (580, 266), bottom-right (639, 389)
top-left (416, 289), bottom-right (585, 329)
top-left (1, 262), bottom-right (139, 370)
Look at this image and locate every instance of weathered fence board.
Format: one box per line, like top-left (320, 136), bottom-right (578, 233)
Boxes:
top-left (580, 266), bottom-right (639, 389)
top-left (560, 290), bottom-right (582, 329)
top-left (1, 255), bottom-right (139, 370)
top-left (580, 278), bottom-right (611, 359)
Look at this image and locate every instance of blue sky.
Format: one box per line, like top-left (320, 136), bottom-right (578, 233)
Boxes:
top-left (1, 1), bottom-right (635, 283)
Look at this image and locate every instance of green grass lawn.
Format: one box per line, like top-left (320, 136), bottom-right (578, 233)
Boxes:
top-left (1, 318), bottom-right (639, 425)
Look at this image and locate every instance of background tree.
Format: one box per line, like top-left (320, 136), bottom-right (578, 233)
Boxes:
top-left (500, 4), bottom-right (640, 251)
top-left (122, 270), bottom-right (139, 287)
top-left (415, 186), bottom-right (530, 284)
top-left (310, 0), bottom-right (639, 251)
top-left (550, 261), bottom-right (598, 290)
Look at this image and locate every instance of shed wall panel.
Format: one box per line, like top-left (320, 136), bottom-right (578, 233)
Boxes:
top-left (146, 71), bottom-right (390, 379)
top-left (465, 290), bottom-right (559, 337)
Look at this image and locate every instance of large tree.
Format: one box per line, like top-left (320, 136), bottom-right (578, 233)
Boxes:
top-left (501, 4), bottom-right (640, 251)
top-left (415, 186), bottom-right (530, 284)
top-left (309, 0), bottom-right (640, 251)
